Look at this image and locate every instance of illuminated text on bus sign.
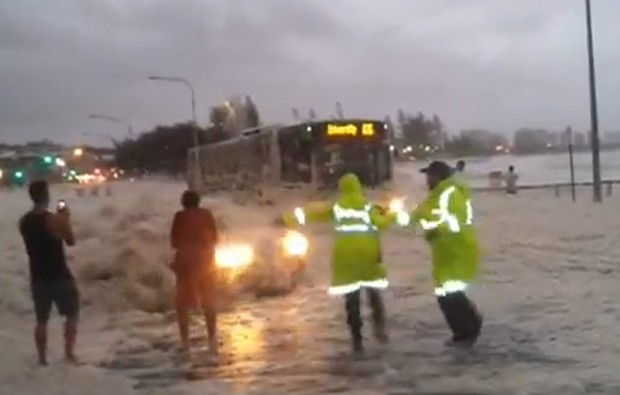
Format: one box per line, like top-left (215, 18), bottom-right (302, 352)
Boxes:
top-left (326, 123), bottom-right (375, 137)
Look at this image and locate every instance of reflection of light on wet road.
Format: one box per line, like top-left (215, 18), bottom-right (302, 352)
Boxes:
top-left (210, 308), bottom-right (268, 387)
top-left (209, 301), bottom-right (308, 388)
top-left (226, 310), bottom-right (264, 361)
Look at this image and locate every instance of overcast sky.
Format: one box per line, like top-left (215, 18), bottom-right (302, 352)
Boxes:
top-left (1, 0), bottom-right (619, 144)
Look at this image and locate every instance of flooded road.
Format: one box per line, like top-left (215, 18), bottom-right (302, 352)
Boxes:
top-left (101, 281), bottom-right (589, 395)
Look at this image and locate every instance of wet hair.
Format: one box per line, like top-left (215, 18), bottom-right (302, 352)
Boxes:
top-left (28, 180), bottom-right (49, 205)
top-left (181, 190), bottom-right (200, 209)
top-left (508, 165), bottom-right (514, 172)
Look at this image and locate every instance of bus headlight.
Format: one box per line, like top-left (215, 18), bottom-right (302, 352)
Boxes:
top-left (215, 243), bottom-right (254, 269)
top-left (281, 230), bottom-right (309, 257)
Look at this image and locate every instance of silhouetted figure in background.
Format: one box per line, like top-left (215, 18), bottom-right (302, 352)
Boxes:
top-left (505, 165), bottom-right (519, 195)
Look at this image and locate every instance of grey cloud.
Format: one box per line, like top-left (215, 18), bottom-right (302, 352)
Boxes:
top-left (0, 0), bottom-right (619, 143)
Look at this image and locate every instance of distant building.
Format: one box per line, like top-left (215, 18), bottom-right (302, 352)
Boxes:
top-left (574, 132), bottom-right (586, 147)
top-left (547, 131), bottom-right (560, 147)
top-left (459, 129), bottom-right (507, 153)
top-left (604, 131), bottom-right (620, 144)
top-left (512, 128), bottom-right (549, 153)
top-left (560, 130), bottom-right (572, 148)
top-left (461, 129), bottom-right (493, 141)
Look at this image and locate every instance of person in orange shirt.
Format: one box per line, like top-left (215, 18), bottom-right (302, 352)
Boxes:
top-left (170, 190), bottom-right (219, 353)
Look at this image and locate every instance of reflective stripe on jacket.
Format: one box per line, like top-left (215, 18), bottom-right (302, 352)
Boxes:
top-left (283, 173), bottom-right (395, 295)
top-left (412, 178), bottom-right (479, 288)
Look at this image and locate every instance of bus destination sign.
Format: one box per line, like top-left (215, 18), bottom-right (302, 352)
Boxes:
top-left (326, 123), bottom-right (375, 137)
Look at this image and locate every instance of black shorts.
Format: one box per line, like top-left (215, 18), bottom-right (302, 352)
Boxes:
top-left (31, 280), bottom-right (80, 323)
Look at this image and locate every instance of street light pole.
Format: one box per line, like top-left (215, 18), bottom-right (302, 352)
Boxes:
top-left (148, 75), bottom-right (201, 191)
top-left (585, 0), bottom-right (602, 203)
top-left (88, 114), bottom-right (134, 137)
top-left (147, 75), bottom-right (199, 148)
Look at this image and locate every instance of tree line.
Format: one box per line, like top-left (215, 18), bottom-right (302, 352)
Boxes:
top-left (113, 96), bottom-right (260, 175)
top-left (105, 99), bottom-right (593, 174)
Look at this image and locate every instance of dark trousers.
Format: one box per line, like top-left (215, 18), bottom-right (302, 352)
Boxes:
top-left (344, 288), bottom-right (385, 343)
top-left (437, 291), bottom-right (482, 341)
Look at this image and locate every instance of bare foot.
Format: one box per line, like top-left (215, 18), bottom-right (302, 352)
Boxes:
top-left (208, 337), bottom-right (219, 356)
top-left (65, 353), bottom-right (79, 365)
top-left (374, 331), bottom-right (390, 344)
top-left (174, 343), bottom-right (190, 355)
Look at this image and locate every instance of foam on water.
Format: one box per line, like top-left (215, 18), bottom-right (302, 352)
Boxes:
top-left (2, 176), bottom-right (620, 394)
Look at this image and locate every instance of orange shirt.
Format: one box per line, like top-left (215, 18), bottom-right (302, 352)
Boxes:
top-left (170, 208), bottom-right (218, 274)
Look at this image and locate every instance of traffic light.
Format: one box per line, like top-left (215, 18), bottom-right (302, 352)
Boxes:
top-left (43, 156), bottom-right (53, 164)
top-left (11, 170), bottom-right (25, 187)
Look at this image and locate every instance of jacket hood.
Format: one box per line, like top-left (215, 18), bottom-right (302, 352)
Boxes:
top-left (336, 173), bottom-right (367, 209)
top-left (338, 173), bottom-right (363, 195)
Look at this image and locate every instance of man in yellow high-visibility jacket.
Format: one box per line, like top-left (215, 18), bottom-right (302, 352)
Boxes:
top-left (282, 173), bottom-right (395, 354)
top-left (397, 161), bottom-right (483, 347)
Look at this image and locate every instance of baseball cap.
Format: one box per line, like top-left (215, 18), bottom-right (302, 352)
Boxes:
top-left (419, 161), bottom-right (453, 179)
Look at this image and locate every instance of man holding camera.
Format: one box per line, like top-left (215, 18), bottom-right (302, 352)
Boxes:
top-left (19, 180), bottom-right (79, 366)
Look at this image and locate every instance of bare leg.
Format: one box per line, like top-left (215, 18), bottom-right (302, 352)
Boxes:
top-left (201, 290), bottom-right (218, 353)
top-left (204, 307), bottom-right (217, 339)
top-left (64, 318), bottom-right (78, 363)
top-left (200, 275), bottom-right (218, 353)
top-left (176, 306), bottom-right (190, 351)
top-left (35, 323), bottom-right (48, 366)
top-left (205, 309), bottom-right (218, 354)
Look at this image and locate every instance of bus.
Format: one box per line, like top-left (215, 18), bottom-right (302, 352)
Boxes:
top-left (277, 119), bottom-right (393, 188)
top-left (188, 119), bottom-right (393, 192)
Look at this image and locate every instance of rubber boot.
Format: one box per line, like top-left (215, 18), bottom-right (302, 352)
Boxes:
top-left (461, 294), bottom-right (483, 340)
top-left (368, 289), bottom-right (389, 344)
top-left (443, 292), bottom-right (481, 348)
top-left (345, 291), bottom-right (364, 354)
top-left (437, 295), bottom-right (462, 339)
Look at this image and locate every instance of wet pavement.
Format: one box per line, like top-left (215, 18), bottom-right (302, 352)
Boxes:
top-left (98, 283), bottom-right (599, 395)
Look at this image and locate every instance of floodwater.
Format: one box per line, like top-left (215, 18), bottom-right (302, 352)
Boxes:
top-left (406, 150), bottom-right (620, 187)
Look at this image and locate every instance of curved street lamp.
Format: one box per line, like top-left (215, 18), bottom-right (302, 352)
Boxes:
top-left (88, 113), bottom-right (134, 137)
top-left (81, 132), bottom-right (118, 146)
top-left (147, 75), bottom-right (198, 148)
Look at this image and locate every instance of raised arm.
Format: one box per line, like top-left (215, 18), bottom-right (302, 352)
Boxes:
top-left (282, 201), bottom-right (334, 228)
top-left (49, 212), bottom-right (75, 246)
top-left (369, 205), bottom-right (397, 230)
top-left (412, 186), bottom-right (462, 235)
